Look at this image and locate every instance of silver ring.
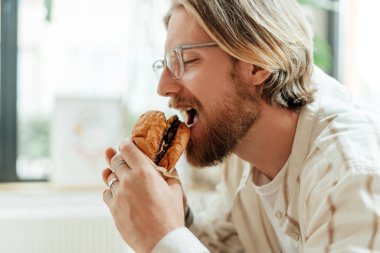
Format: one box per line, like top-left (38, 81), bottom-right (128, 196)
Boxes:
top-left (108, 177), bottom-right (119, 189)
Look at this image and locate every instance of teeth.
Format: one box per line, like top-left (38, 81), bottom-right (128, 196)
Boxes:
top-left (182, 107), bottom-right (192, 111)
top-left (180, 111), bottom-right (187, 121)
top-left (180, 107), bottom-right (191, 116)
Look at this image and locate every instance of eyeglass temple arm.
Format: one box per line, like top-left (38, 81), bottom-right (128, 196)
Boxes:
top-left (179, 42), bottom-right (218, 50)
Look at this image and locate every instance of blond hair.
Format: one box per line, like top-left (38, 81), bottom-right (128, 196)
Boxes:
top-left (164, 0), bottom-right (314, 109)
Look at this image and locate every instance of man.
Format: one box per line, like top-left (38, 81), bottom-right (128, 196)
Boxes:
top-left (102, 0), bottom-right (380, 252)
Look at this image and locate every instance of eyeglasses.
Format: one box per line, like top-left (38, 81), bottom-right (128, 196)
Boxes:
top-left (152, 42), bottom-right (218, 80)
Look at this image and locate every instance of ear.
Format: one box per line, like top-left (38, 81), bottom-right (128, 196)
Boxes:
top-left (237, 61), bottom-right (271, 87)
top-left (250, 65), bottom-right (271, 86)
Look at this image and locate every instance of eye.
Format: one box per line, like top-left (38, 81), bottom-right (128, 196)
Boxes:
top-left (183, 58), bottom-right (198, 65)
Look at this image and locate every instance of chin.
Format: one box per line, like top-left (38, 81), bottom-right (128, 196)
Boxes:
top-left (185, 131), bottom-right (232, 168)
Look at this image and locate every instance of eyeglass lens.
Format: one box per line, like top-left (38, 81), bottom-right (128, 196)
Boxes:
top-left (166, 48), bottom-right (181, 79)
top-left (153, 60), bottom-right (164, 80)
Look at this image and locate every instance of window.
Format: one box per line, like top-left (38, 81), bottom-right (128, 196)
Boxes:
top-left (1, 0), bottom-right (171, 183)
top-left (5, 0), bottom-right (374, 184)
top-left (0, 0), bottom-right (18, 182)
top-left (338, 0), bottom-right (380, 107)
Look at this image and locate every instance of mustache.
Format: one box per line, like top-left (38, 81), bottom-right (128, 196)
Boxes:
top-left (168, 95), bottom-right (202, 109)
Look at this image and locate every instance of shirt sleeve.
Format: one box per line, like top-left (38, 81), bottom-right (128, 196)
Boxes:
top-left (304, 170), bottom-right (380, 252)
top-left (152, 184), bottom-right (244, 253)
top-left (186, 180), bottom-right (244, 253)
top-left (154, 158), bottom-right (245, 253)
top-left (151, 227), bottom-right (210, 253)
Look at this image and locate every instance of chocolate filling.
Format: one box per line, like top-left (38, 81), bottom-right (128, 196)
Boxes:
top-left (154, 115), bottom-right (181, 165)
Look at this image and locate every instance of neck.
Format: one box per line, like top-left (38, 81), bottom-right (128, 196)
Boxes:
top-left (234, 102), bottom-right (299, 179)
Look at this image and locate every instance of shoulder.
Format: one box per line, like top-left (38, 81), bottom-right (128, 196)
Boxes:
top-left (297, 68), bottom-right (380, 210)
top-left (305, 67), bottom-right (380, 171)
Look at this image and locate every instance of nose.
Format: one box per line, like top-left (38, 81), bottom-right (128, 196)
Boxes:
top-left (156, 69), bottom-right (182, 97)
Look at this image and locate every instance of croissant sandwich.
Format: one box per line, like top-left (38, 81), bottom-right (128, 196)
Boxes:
top-left (131, 110), bottom-right (190, 171)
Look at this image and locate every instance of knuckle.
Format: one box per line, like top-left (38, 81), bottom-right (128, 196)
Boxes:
top-left (110, 154), bottom-right (127, 172)
top-left (110, 153), bottom-right (122, 165)
top-left (110, 156), bottom-right (117, 167)
top-left (119, 138), bottom-right (133, 155)
top-left (102, 189), bottom-right (112, 203)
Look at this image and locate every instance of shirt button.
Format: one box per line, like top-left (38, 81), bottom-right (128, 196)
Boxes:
top-left (292, 232), bottom-right (300, 241)
top-left (275, 211), bottom-right (282, 219)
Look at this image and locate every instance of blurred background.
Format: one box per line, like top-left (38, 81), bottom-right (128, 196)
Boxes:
top-left (0, 0), bottom-right (379, 252)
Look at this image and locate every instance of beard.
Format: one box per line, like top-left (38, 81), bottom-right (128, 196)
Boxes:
top-left (171, 68), bottom-right (261, 168)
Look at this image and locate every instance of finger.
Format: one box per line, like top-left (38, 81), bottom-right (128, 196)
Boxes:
top-left (107, 172), bottom-right (117, 183)
top-left (166, 176), bottom-right (184, 212)
top-left (165, 168), bottom-right (182, 190)
top-left (103, 188), bottom-right (113, 206)
top-left (102, 168), bottom-right (113, 185)
top-left (107, 173), bottom-right (119, 194)
top-left (118, 138), bottom-right (152, 173)
top-left (105, 147), bottom-right (117, 166)
top-left (167, 167), bottom-right (179, 178)
top-left (110, 153), bottom-right (130, 176)
top-left (166, 176), bottom-right (182, 188)
top-left (164, 167), bottom-right (181, 185)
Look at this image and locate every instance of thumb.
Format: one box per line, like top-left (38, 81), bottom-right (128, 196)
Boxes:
top-left (166, 175), bottom-right (182, 187)
top-left (164, 167), bottom-right (181, 185)
top-left (165, 170), bottom-right (187, 217)
top-left (165, 168), bottom-right (183, 196)
top-left (166, 167), bottom-right (188, 210)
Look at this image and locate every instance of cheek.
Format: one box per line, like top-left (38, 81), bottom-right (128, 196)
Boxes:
top-left (183, 71), bottom-right (233, 109)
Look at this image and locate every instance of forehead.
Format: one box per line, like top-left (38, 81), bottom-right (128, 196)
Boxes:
top-left (165, 7), bottom-right (212, 52)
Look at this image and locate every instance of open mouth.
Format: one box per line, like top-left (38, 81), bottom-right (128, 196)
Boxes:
top-left (182, 108), bottom-right (198, 127)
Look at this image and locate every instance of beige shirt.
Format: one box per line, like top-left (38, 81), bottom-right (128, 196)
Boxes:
top-left (152, 67), bottom-right (380, 253)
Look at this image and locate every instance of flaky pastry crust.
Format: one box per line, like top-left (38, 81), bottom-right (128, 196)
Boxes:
top-left (131, 110), bottom-right (190, 170)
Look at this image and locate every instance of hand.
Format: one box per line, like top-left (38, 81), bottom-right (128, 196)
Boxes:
top-left (102, 139), bottom-right (185, 253)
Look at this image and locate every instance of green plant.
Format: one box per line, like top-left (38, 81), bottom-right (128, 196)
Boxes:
top-left (313, 36), bottom-right (332, 72)
top-left (298, 0), bottom-right (336, 72)
top-left (298, 0), bottom-right (339, 12)
top-left (44, 0), bottom-right (53, 22)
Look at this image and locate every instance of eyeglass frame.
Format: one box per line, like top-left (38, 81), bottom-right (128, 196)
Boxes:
top-left (152, 42), bottom-right (218, 80)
